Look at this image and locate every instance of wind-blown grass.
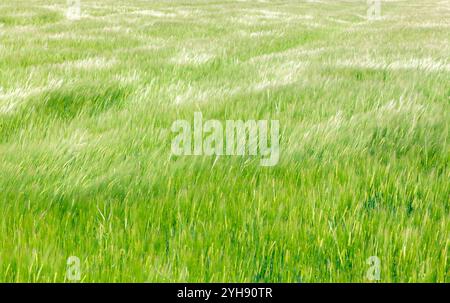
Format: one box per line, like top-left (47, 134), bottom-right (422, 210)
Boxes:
top-left (0, 0), bottom-right (448, 282)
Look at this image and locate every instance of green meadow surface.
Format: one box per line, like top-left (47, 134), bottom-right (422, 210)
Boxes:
top-left (0, 0), bottom-right (449, 282)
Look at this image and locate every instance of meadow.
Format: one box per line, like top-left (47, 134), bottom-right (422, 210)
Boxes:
top-left (0, 0), bottom-right (449, 282)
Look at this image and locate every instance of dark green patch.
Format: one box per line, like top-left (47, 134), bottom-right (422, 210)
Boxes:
top-left (0, 11), bottom-right (61, 26)
top-left (324, 67), bottom-right (390, 82)
top-left (35, 83), bottom-right (133, 119)
top-left (0, 83), bottom-right (133, 143)
top-left (364, 193), bottom-right (381, 211)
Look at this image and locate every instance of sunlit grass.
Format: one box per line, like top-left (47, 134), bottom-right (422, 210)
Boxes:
top-left (0, 0), bottom-right (448, 282)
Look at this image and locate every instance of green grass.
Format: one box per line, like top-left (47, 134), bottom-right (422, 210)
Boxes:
top-left (0, 0), bottom-right (449, 282)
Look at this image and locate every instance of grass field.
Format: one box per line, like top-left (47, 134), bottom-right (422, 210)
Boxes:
top-left (0, 0), bottom-right (449, 282)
